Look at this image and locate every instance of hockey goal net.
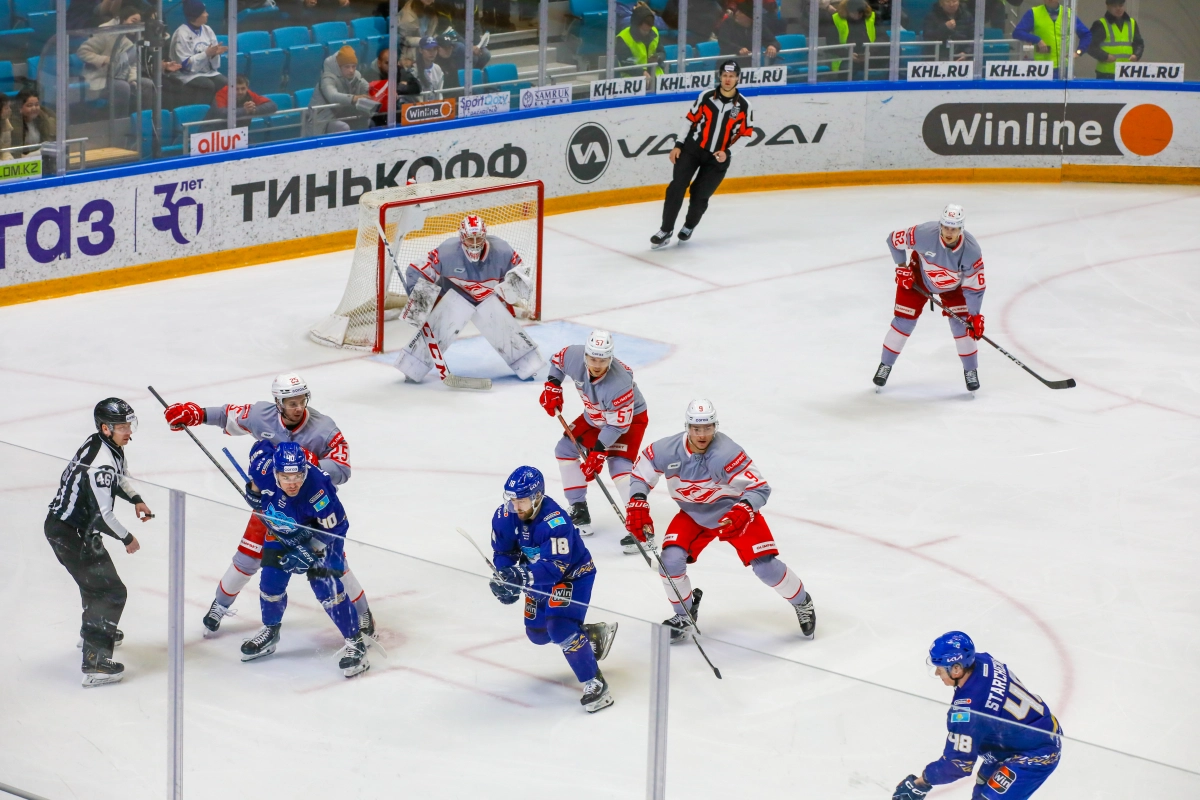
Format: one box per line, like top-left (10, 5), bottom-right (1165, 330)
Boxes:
top-left (310, 177), bottom-right (543, 352)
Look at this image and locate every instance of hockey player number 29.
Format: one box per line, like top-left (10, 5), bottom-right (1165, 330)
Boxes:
top-left (549, 537), bottom-right (570, 555)
top-left (947, 733), bottom-right (973, 754)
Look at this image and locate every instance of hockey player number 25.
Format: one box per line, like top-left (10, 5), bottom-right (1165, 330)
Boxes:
top-left (549, 537), bottom-right (570, 555)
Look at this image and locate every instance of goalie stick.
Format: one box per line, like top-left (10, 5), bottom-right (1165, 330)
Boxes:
top-left (375, 221), bottom-right (492, 391)
top-left (914, 288), bottom-right (1076, 390)
top-left (556, 414), bottom-right (722, 680)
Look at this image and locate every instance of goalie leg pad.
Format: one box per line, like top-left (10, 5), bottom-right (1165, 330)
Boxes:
top-left (472, 296), bottom-right (545, 380)
top-left (393, 291), bottom-right (476, 380)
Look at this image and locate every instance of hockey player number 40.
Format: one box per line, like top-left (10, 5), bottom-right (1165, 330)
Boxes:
top-left (549, 537), bottom-right (570, 555)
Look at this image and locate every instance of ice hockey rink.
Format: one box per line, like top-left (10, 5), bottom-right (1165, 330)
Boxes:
top-left (2, 182), bottom-right (1199, 799)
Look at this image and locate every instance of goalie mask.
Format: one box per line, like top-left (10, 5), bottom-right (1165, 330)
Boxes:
top-left (459, 215), bottom-right (488, 262)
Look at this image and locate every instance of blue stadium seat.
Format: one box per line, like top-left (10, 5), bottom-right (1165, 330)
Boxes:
top-left (26, 55), bottom-right (37, 81)
top-left (482, 62), bottom-right (528, 92)
top-left (350, 16), bottom-right (387, 39)
top-left (237, 30), bottom-right (272, 52)
top-left (248, 115), bottom-right (268, 143)
top-left (248, 48), bottom-right (286, 95)
top-left (324, 38), bottom-right (366, 63)
top-left (311, 21), bottom-right (350, 47)
top-left (293, 86), bottom-right (314, 107)
top-left (365, 34), bottom-right (388, 62)
top-left (661, 43), bottom-right (693, 73)
top-left (0, 61), bottom-right (15, 94)
top-left (129, 109), bottom-right (172, 157)
top-left (26, 10), bottom-right (55, 44)
top-left (690, 40), bottom-right (718, 73)
top-left (0, 28), bottom-right (35, 59)
top-left (170, 103), bottom-right (209, 154)
top-left (238, 5), bottom-right (282, 30)
top-left (458, 68), bottom-right (482, 87)
top-left (272, 26), bottom-right (310, 50)
top-left (569, 0), bottom-right (608, 57)
top-left (287, 44), bottom-right (325, 90)
top-left (263, 92), bottom-right (293, 110)
top-left (13, 0), bottom-right (50, 24)
top-left (236, 51), bottom-right (248, 79)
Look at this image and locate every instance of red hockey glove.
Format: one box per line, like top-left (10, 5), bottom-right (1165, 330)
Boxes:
top-left (164, 402), bottom-right (204, 430)
top-left (717, 502), bottom-right (755, 540)
top-left (301, 447), bottom-right (320, 467)
top-left (581, 449), bottom-right (607, 482)
top-left (625, 495), bottom-right (652, 541)
top-left (966, 314), bottom-right (985, 341)
top-left (895, 264), bottom-right (914, 290)
top-left (539, 379), bottom-right (563, 417)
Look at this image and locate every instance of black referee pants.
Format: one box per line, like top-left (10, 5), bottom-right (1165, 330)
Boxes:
top-left (45, 517), bottom-right (127, 662)
top-left (660, 141), bottom-right (731, 233)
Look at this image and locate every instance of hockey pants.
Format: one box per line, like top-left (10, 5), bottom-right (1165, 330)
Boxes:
top-left (45, 516), bottom-right (127, 660)
top-left (660, 141), bottom-right (730, 233)
top-left (881, 284), bottom-right (979, 371)
top-left (523, 570), bottom-right (598, 683)
top-left (393, 292), bottom-right (544, 382)
top-left (258, 551), bottom-right (359, 639)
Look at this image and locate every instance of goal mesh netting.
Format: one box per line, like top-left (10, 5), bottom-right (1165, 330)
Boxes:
top-left (310, 177), bottom-right (543, 352)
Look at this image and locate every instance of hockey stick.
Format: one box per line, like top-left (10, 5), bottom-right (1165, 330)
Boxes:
top-left (557, 414), bottom-right (722, 680)
top-left (375, 221), bottom-right (492, 391)
top-left (913, 288), bottom-right (1076, 390)
top-left (455, 526), bottom-right (497, 573)
top-left (148, 386), bottom-right (249, 502)
top-left (222, 447), bottom-right (252, 485)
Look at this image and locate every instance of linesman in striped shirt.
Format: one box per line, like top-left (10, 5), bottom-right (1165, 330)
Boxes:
top-left (651, 59), bottom-right (756, 249)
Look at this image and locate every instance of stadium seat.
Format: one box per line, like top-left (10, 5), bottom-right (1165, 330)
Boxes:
top-left (661, 43), bottom-right (693, 73)
top-left (272, 26), bottom-right (310, 50)
top-left (263, 92), bottom-right (293, 110)
top-left (26, 10), bottom-right (55, 44)
top-left (350, 16), bottom-right (388, 39)
top-left (12, 0), bottom-right (50, 24)
top-left (238, 5), bottom-right (282, 31)
top-left (0, 28), bottom-right (35, 61)
top-left (569, 0), bottom-right (608, 59)
top-left (0, 61), bottom-right (15, 94)
top-left (365, 34), bottom-right (388, 62)
top-left (690, 40), bottom-right (718, 73)
top-left (325, 38), bottom-right (366, 63)
top-left (248, 115), bottom-right (268, 143)
top-left (170, 103), bottom-right (210, 155)
top-left (236, 51), bottom-right (248, 79)
top-left (293, 86), bottom-right (314, 107)
top-left (26, 55), bottom-right (37, 82)
top-left (287, 45), bottom-right (325, 90)
top-left (311, 21), bottom-right (350, 47)
top-left (458, 68), bottom-right (483, 87)
top-left (237, 30), bottom-right (272, 52)
top-left (248, 48), bottom-right (286, 95)
top-left (129, 108), bottom-right (172, 157)
top-left (483, 62), bottom-right (528, 93)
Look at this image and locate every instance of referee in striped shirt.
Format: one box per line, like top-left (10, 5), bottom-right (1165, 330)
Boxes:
top-left (651, 59), bottom-right (756, 249)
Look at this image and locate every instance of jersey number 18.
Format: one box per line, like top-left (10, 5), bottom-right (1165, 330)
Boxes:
top-left (549, 537), bottom-right (570, 555)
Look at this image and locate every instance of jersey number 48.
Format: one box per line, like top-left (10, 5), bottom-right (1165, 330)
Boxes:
top-left (947, 733), bottom-right (973, 753)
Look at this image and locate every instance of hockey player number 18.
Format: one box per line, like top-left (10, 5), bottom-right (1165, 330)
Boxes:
top-left (550, 537), bottom-right (570, 555)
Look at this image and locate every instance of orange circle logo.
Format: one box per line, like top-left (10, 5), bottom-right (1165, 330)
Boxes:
top-left (1120, 104), bottom-right (1173, 156)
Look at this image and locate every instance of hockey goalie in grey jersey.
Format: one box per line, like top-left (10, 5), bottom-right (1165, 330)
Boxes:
top-left (393, 215), bottom-right (544, 383)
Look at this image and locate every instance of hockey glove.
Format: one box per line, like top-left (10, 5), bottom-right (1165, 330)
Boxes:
top-left (278, 546), bottom-right (318, 574)
top-left (895, 264), bottom-right (914, 291)
top-left (966, 314), bottom-right (985, 341)
top-left (891, 775), bottom-right (930, 800)
top-left (624, 494), bottom-right (653, 541)
top-left (539, 378), bottom-right (563, 416)
top-left (717, 502), bottom-right (755, 539)
top-left (496, 564), bottom-right (533, 592)
top-left (249, 440), bottom-right (276, 475)
top-left (307, 562), bottom-right (345, 580)
top-left (580, 447), bottom-right (607, 482)
top-left (489, 574), bottom-right (521, 604)
top-left (245, 482), bottom-right (264, 511)
top-left (164, 402), bottom-right (204, 430)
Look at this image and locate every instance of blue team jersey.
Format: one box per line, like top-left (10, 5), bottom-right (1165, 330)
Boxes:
top-left (925, 652), bottom-right (1062, 785)
top-left (251, 457), bottom-right (350, 549)
top-left (490, 496), bottom-right (594, 589)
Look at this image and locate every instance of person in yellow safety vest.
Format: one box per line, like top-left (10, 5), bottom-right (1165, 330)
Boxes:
top-left (1086, 0), bottom-right (1144, 80)
top-left (825, 0), bottom-right (875, 79)
top-left (1012, 0), bottom-right (1091, 77)
top-left (615, 3), bottom-right (665, 83)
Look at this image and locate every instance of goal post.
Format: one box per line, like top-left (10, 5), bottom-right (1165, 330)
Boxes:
top-left (310, 177), bottom-right (544, 353)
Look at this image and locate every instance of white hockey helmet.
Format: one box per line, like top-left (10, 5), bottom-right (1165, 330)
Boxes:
top-left (271, 373), bottom-right (310, 407)
top-left (940, 204), bottom-right (966, 229)
top-left (459, 215), bottom-right (488, 262)
top-left (684, 398), bottom-right (718, 429)
top-left (584, 329), bottom-right (615, 360)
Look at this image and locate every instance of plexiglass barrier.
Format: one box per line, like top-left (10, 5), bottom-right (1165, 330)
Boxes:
top-left (3, 438), bottom-right (1199, 798)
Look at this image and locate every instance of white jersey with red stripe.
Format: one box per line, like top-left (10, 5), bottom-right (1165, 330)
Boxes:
top-left (404, 235), bottom-right (522, 308)
top-left (629, 431), bottom-right (770, 529)
top-left (549, 345), bottom-right (647, 449)
top-left (202, 401), bottom-right (351, 485)
top-left (886, 221), bottom-right (986, 314)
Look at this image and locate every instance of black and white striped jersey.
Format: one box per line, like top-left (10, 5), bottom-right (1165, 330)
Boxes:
top-left (676, 88), bottom-right (756, 154)
top-left (48, 433), bottom-right (141, 541)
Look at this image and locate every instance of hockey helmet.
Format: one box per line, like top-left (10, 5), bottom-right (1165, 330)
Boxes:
top-left (273, 441), bottom-right (309, 477)
top-left (684, 398), bottom-right (718, 429)
top-left (585, 330), bottom-right (615, 360)
top-left (928, 631), bottom-right (976, 670)
top-left (459, 215), bottom-right (488, 262)
top-left (940, 204), bottom-right (966, 229)
top-left (503, 466), bottom-right (545, 515)
top-left (94, 397), bottom-right (138, 433)
top-left (271, 373), bottom-right (310, 408)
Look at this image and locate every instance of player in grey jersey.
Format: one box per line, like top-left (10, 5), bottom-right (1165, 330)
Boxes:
top-left (393, 215), bottom-right (544, 383)
top-left (876, 204), bottom-right (987, 392)
top-left (164, 373), bottom-right (376, 636)
top-left (539, 330), bottom-right (649, 550)
top-left (624, 399), bottom-right (815, 640)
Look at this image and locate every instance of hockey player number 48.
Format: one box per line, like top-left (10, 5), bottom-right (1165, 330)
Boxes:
top-left (948, 733), bottom-right (974, 753)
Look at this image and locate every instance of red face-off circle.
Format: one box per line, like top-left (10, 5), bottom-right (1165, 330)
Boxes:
top-left (1120, 104), bottom-right (1173, 156)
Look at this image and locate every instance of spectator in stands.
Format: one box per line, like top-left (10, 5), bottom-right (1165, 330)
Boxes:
top-left (1012, 0), bottom-right (1091, 76)
top-left (66, 0), bottom-right (121, 31)
top-left (985, 0), bottom-right (1022, 32)
top-left (717, 0), bottom-right (779, 68)
top-left (1087, 0), bottom-right (1143, 80)
top-left (438, 29), bottom-right (493, 80)
top-left (0, 96), bottom-right (12, 161)
top-left (308, 44), bottom-right (372, 134)
top-left (169, 0), bottom-right (228, 107)
top-left (616, 3), bottom-right (666, 81)
top-left (923, 0), bottom-right (974, 58)
top-left (137, 5), bottom-right (184, 106)
top-left (400, 0), bottom-right (452, 59)
top-left (79, 4), bottom-right (156, 119)
top-left (663, 0), bottom-right (724, 43)
top-left (364, 44), bottom-right (392, 82)
top-left (616, 0), bottom-right (665, 32)
top-left (209, 74), bottom-right (279, 123)
top-left (823, 0), bottom-right (875, 79)
top-left (367, 50), bottom-right (421, 125)
top-left (288, 0), bottom-right (352, 27)
top-left (868, 0), bottom-right (906, 28)
top-left (10, 90), bottom-right (55, 157)
top-left (416, 36), bottom-right (445, 100)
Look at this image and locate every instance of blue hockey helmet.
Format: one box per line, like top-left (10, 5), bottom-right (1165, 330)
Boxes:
top-left (928, 631), bottom-right (976, 670)
top-left (273, 441), bottom-right (309, 478)
top-left (503, 466), bottom-right (544, 511)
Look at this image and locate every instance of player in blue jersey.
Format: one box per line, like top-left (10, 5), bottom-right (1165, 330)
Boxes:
top-left (489, 466), bottom-right (619, 712)
top-left (893, 632), bottom-right (1063, 800)
top-left (238, 441), bottom-right (370, 678)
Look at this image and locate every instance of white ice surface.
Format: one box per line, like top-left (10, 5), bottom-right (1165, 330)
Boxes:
top-left (2, 183), bottom-right (1199, 799)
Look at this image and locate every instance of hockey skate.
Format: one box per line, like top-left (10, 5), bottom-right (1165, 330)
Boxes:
top-left (585, 621), bottom-right (618, 661)
top-left (338, 634), bottom-right (370, 678)
top-left (794, 592), bottom-right (816, 638)
top-left (677, 225), bottom-right (694, 242)
top-left (240, 624), bottom-right (281, 662)
top-left (873, 362), bottom-right (892, 388)
top-left (81, 647), bottom-right (124, 688)
top-left (620, 531), bottom-right (655, 555)
top-left (570, 501), bottom-right (594, 536)
top-left (580, 669), bottom-right (614, 713)
top-left (202, 600), bottom-right (234, 633)
top-left (650, 229), bottom-right (672, 249)
top-left (77, 629), bottom-right (122, 648)
top-left (964, 369), bottom-right (980, 392)
top-left (663, 588), bottom-right (702, 644)
top-left (359, 608), bottom-right (376, 637)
